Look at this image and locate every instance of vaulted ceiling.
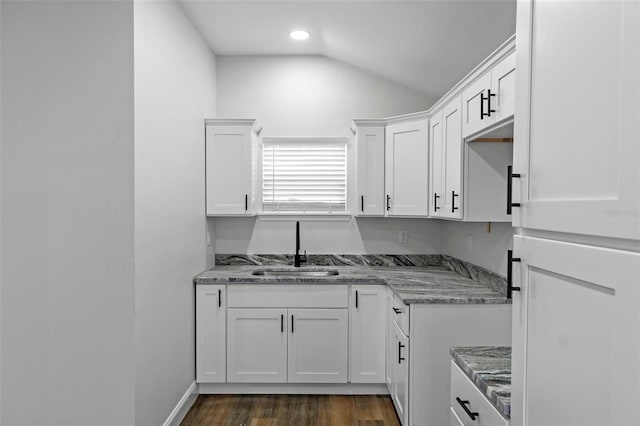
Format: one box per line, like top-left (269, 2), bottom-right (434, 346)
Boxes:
top-left (179, 0), bottom-right (516, 103)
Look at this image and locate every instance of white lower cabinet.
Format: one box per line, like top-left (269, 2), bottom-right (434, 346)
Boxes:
top-left (511, 236), bottom-right (640, 426)
top-left (227, 307), bottom-right (348, 384)
top-left (288, 308), bottom-right (348, 383)
top-left (387, 294), bottom-right (410, 425)
top-left (226, 308), bottom-right (288, 383)
top-left (196, 285), bottom-right (226, 383)
top-left (386, 288), bottom-right (395, 394)
top-left (204, 284), bottom-right (352, 385)
top-left (450, 361), bottom-right (508, 426)
top-left (450, 406), bottom-right (465, 426)
top-left (196, 283), bottom-right (511, 426)
top-left (349, 285), bottom-right (386, 383)
top-left (392, 321), bottom-right (410, 426)
top-left (408, 304), bottom-right (511, 426)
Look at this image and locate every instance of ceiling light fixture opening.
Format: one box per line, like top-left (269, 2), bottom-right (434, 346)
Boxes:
top-left (289, 30), bottom-right (310, 41)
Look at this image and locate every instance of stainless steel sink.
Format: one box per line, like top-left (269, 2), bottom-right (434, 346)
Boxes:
top-left (251, 269), bottom-right (339, 277)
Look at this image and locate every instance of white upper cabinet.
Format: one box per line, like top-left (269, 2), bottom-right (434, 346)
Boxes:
top-left (442, 97), bottom-right (463, 219)
top-left (463, 140), bottom-right (513, 223)
top-left (385, 115), bottom-right (429, 217)
top-left (430, 95), bottom-right (512, 223)
top-left (490, 52), bottom-right (516, 125)
top-left (512, 0), bottom-right (639, 240)
top-left (462, 51), bottom-right (516, 139)
top-left (353, 121), bottom-right (386, 216)
top-left (429, 111), bottom-right (445, 217)
top-left (461, 73), bottom-right (493, 139)
top-left (205, 119), bottom-right (260, 216)
top-left (430, 96), bottom-right (463, 219)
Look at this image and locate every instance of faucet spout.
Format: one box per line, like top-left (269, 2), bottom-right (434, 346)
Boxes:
top-left (294, 221), bottom-right (306, 267)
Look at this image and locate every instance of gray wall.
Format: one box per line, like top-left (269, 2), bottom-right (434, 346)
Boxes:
top-left (1, 1), bottom-right (136, 424)
top-left (216, 55), bottom-right (434, 138)
top-left (442, 221), bottom-right (513, 277)
top-left (133, 1), bottom-right (216, 424)
top-left (214, 55), bottom-right (439, 257)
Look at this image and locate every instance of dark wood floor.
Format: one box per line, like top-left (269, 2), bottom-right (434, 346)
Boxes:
top-left (180, 394), bottom-right (401, 426)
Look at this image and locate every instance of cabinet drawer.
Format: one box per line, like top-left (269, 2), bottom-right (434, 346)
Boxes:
top-left (227, 284), bottom-right (348, 308)
top-left (450, 361), bottom-right (508, 426)
top-left (392, 293), bottom-right (409, 335)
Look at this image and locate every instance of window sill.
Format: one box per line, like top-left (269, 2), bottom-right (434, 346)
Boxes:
top-left (258, 212), bottom-right (353, 222)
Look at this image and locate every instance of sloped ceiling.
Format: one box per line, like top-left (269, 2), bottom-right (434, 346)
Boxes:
top-left (178, 0), bottom-right (516, 103)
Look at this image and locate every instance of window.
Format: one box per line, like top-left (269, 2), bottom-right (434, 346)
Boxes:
top-left (262, 138), bottom-right (347, 213)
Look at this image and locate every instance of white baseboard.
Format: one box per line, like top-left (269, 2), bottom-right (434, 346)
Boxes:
top-left (199, 382), bottom-right (388, 395)
top-left (163, 381), bottom-right (198, 426)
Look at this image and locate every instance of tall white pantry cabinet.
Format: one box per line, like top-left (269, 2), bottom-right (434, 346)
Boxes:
top-left (510, 1), bottom-right (640, 426)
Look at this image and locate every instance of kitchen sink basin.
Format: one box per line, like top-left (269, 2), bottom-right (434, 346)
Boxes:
top-left (251, 269), bottom-right (339, 277)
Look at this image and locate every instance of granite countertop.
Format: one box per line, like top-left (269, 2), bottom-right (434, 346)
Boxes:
top-left (194, 255), bottom-right (511, 305)
top-left (450, 346), bottom-right (511, 419)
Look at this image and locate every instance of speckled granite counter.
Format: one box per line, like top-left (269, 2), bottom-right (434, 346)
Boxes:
top-left (194, 255), bottom-right (511, 305)
top-left (450, 346), bottom-right (511, 418)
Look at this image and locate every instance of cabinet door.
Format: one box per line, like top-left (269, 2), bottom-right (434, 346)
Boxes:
top-left (429, 111), bottom-right (445, 217)
top-left (513, 0), bottom-right (640, 239)
top-left (355, 125), bottom-right (385, 216)
top-left (393, 321), bottom-right (409, 426)
top-left (386, 288), bottom-right (395, 394)
top-left (288, 309), bottom-right (348, 383)
top-left (461, 73), bottom-right (491, 138)
top-left (449, 407), bottom-right (465, 426)
top-left (442, 96), bottom-right (463, 219)
top-left (196, 285), bottom-right (226, 383)
top-left (490, 51), bottom-right (516, 125)
top-left (227, 308), bottom-right (287, 383)
top-left (511, 236), bottom-right (640, 426)
top-left (205, 125), bottom-right (253, 215)
top-left (349, 286), bottom-right (386, 383)
top-left (385, 119), bottom-right (429, 216)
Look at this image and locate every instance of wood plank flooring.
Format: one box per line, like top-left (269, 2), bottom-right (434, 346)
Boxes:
top-left (180, 395), bottom-right (401, 426)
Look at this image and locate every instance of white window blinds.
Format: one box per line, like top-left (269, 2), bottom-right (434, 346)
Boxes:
top-left (262, 138), bottom-right (347, 213)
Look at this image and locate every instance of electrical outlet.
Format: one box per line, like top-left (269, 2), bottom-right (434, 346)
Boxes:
top-left (467, 234), bottom-right (473, 250)
top-left (399, 230), bottom-right (408, 243)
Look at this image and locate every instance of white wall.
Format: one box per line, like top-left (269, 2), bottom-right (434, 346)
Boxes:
top-left (442, 221), bottom-right (513, 277)
top-left (133, 1), bottom-right (216, 425)
top-left (214, 55), bottom-right (437, 255)
top-left (215, 217), bottom-right (443, 255)
top-left (217, 55), bottom-right (433, 138)
top-left (1, 1), bottom-right (136, 425)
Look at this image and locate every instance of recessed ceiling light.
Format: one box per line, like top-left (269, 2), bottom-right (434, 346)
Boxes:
top-left (289, 30), bottom-right (310, 41)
